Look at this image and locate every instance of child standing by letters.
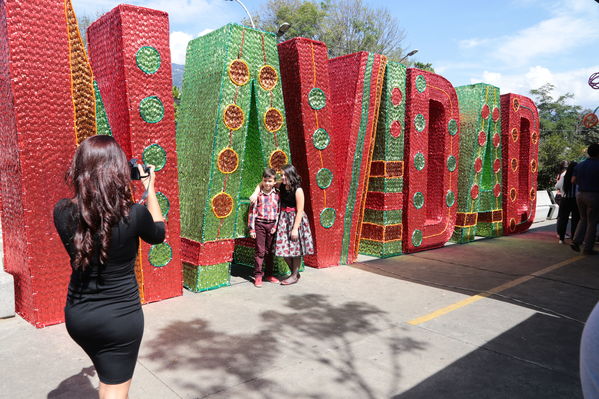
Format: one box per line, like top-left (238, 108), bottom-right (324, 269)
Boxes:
top-left (248, 168), bottom-right (280, 287)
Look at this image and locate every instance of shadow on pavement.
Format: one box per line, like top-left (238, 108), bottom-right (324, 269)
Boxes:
top-left (144, 293), bottom-right (427, 398)
top-left (47, 366), bottom-right (97, 399)
top-left (394, 312), bottom-right (583, 399)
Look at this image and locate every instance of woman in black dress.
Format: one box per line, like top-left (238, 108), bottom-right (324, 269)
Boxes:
top-left (53, 135), bottom-right (164, 398)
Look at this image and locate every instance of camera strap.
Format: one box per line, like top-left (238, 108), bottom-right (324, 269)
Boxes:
top-left (137, 174), bottom-right (151, 204)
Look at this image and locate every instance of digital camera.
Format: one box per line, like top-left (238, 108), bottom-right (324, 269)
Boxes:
top-left (129, 159), bottom-right (151, 180)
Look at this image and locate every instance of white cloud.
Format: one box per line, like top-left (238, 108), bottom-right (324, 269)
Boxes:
top-left (458, 38), bottom-right (487, 49)
top-left (170, 31), bottom-right (193, 64)
top-left (470, 66), bottom-right (599, 110)
top-left (493, 16), bottom-right (599, 66)
top-left (198, 28), bottom-right (214, 37)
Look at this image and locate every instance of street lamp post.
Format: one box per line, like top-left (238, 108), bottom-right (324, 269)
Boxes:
top-left (224, 0), bottom-right (256, 29)
top-left (399, 49), bottom-right (418, 63)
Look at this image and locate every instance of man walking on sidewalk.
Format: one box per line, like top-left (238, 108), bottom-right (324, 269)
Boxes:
top-left (571, 143), bottom-right (599, 255)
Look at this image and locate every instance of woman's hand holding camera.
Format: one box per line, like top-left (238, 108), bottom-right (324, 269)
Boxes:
top-left (138, 164), bottom-right (156, 192)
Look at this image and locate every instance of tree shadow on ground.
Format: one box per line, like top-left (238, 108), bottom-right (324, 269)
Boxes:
top-left (143, 293), bottom-right (427, 398)
top-left (47, 366), bottom-right (97, 399)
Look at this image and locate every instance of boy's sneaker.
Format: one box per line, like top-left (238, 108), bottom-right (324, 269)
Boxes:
top-left (265, 275), bottom-right (279, 283)
top-left (254, 276), bottom-right (263, 287)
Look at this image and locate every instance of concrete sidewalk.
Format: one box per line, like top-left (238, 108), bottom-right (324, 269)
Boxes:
top-left (1, 221), bottom-right (597, 398)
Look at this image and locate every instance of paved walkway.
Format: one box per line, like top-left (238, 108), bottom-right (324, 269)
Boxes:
top-left (0, 221), bottom-right (597, 398)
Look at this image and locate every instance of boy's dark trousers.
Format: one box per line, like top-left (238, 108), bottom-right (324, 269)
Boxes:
top-left (254, 219), bottom-right (276, 277)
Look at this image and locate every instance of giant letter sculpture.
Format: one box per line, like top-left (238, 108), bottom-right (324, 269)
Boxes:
top-left (177, 24), bottom-right (292, 291)
top-left (359, 61), bottom-right (407, 257)
top-left (500, 94), bottom-right (540, 235)
top-left (452, 83), bottom-right (503, 242)
top-left (402, 69), bottom-right (460, 253)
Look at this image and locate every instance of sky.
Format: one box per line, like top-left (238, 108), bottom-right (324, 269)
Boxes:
top-left (73, 0), bottom-right (599, 110)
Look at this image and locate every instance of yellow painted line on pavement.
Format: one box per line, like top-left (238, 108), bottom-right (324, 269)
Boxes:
top-left (407, 255), bottom-right (584, 326)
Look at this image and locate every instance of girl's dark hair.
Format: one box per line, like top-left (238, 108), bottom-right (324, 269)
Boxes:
top-left (282, 164), bottom-right (301, 190)
top-left (563, 161), bottom-right (577, 197)
top-left (66, 135), bottom-right (133, 270)
top-left (557, 160), bottom-right (568, 176)
top-left (262, 168), bottom-right (276, 179)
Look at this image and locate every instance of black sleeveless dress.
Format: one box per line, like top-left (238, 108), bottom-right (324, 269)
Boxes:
top-left (53, 199), bottom-right (165, 384)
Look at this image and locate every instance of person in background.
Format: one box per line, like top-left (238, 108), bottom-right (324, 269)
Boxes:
top-left (571, 143), bottom-right (599, 255)
top-left (53, 135), bottom-right (164, 399)
top-left (554, 160), bottom-right (569, 204)
top-left (248, 168), bottom-right (280, 287)
top-left (556, 161), bottom-right (579, 244)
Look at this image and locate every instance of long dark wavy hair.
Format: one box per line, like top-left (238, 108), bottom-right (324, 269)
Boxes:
top-left (281, 164), bottom-right (302, 191)
top-left (67, 135), bottom-right (133, 269)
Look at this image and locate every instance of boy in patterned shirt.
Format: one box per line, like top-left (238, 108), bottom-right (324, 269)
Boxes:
top-left (248, 168), bottom-right (280, 287)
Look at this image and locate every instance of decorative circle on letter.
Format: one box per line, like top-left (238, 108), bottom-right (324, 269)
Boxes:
top-left (269, 150), bottom-right (288, 171)
top-left (412, 229), bottom-right (423, 247)
top-left (414, 152), bottom-right (426, 171)
top-left (264, 108), bottom-right (284, 132)
top-left (316, 168), bottom-right (333, 189)
top-left (391, 87), bottom-right (403, 106)
top-left (530, 159), bottom-right (538, 173)
top-left (531, 130), bottom-right (539, 144)
top-left (142, 143), bottom-right (167, 171)
top-left (312, 128), bottom-right (330, 150)
top-left (448, 119), bottom-right (458, 136)
top-left (212, 192), bottom-right (234, 219)
top-left (478, 131), bottom-right (487, 146)
top-left (258, 65), bottom-right (278, 90)
top-left (447, 155), bottom-right (457, 172)
top-left (492, 107), bottom-right (500, 122)
top-left (224, 104), bottom-right (244, 130)
top-left (512, 98), bottom-right (520, 112)
top-left (415, 75), bottom-right (427, 93)
top-left (308, 88), bottom-right (326, 110)
top-left (511, 128), bottom-right (519, 142)
top-left (156, 191), bottom-right (170, 218)
top-left (509, 218), bottom-right (517, 232)
top-left (493, 158), bottom-right (501, 173)
top-left (139, 96), bottom-right (164, 124)
top-left (470, 185), bottom-right (479, 199)
top-left (413, 192), bottom-right (424, 209)
top-left (474, 157), bottom-right (483, 173)
top-left (149, 242), bottom-right (172, 267)
top-left (493, 133), bottom-right (501, 147)
top-left (494, 184), bottom-right (501, 198)
top-left (510, 187), bottom-right (517, 202)
top-left (136, 46), bottom-right (161, 74)
top-left (446, 190), bottom-right (455, 207)
top-left (228, 59), bottom-right (250, 86)
top-left (415, 114), bottom-right (426, 132)
top-left (530, 188), bottom-right (536, 201)
top-left (320, 208), bottom-right (336, 228)
top-left (481, 104), bottom-right (490, 119)
top-left (511, 158), bottom-right (518, 172)
top-left (390, 120), bottom-right (402, 138)
top-left (217, 148), bottom-right (239, 174)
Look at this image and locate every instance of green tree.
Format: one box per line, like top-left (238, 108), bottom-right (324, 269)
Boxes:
top-left (251, 0), bottom-right (407, 60)
top-left (173, 86), bottom-right (182, 123)
top-left (529, 84), bottom-right (590, 189)
top-left (413, 62), bottom-right (434, 72)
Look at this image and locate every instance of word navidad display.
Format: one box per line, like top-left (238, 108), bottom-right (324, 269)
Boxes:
top-left (0, 1), bottom-right (538, 327)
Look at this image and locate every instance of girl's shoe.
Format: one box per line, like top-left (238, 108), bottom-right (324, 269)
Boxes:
top-left (265, 275), bottom-right (279, 283)
top-left (281, 274), bottom-right (300, 285)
